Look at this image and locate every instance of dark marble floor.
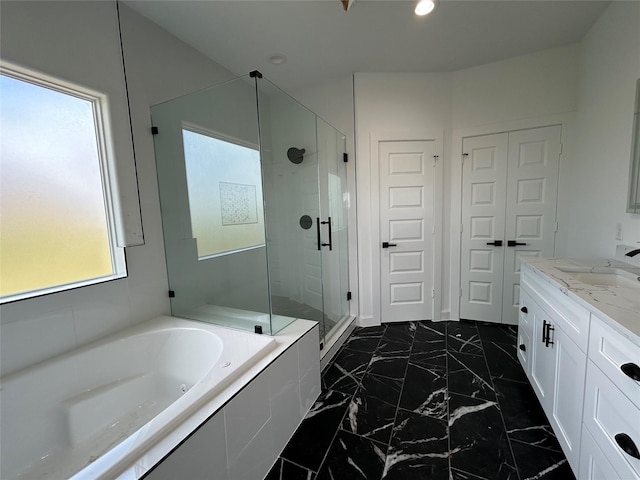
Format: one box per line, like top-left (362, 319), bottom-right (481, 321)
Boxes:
top-left (266, 320), bottom-right (576, 480)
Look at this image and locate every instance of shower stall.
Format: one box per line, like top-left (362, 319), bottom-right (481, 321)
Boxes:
top-left (151, 72), bottom-right (351, 346)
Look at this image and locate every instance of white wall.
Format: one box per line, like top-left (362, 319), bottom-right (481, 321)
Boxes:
top-left (566, 1), bottom-right (640, 258)
top-left (0, 2), bottom-right (235, 376)
top-left (351, 46), bottom-right (582, 325)
top-left (353, 73), bottom-right (452, 325)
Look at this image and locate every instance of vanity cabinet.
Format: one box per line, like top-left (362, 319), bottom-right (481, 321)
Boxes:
top-left (519, 268), bottom-right (587, 473)
top-left (519, 262), bottom-right (640, 480)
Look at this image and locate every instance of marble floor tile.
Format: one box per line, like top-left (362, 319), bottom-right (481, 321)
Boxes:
top-left (476, 323), bottom-right (518, 345)
top-left (367, 355), bottom-right (409, 380)
top-left (281, 389), bottom-right (351, 471)
top-left (266, 458), bottom-right (316, 480)
top-left (322, 348), bottom-right (373, 394)
top-left (510, 440), bottom-right (576, 480)
top-left (274, 320), bottom-right (572, 480)
top-left (375, 339), bottom-right (412, 356)
top-left (483, 341), bottom-right (528, 383)
top-left (449, 393), bottom-right (518, 480)
top-left (398, 363), bottom-right (448, 419)
top-left (383, 409), bottom-right (449, 480)
top-left (357, 373), bottom-right (403, 407)
top-left (447, 324), bottom-right (483, 356)
top-left (341, 392), bottom-right (397, 444)
top-left (316, 430), bottom-right (387, 480)
top-left (448, 350), bottom-right (496, 401)
top-left (493, 378), bottom-right (561, 451)
top-left (381, 322), bottom-right (417, 344)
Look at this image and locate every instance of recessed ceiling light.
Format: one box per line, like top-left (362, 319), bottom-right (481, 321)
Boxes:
top-left (415, 0), bottom-right (437, 16)
top-left (268, 54), bottom-right (287, 65)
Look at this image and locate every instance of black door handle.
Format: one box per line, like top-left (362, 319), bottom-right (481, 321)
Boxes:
top-left (621, 363), bottom-right (640, 382)
top-left (316, 217), bottom-right (321, 251)
top-left (382, 242), bottom-right (398, 248)
top-left (508, 240), bottom-right (527, 247)
top-left (321, 217), bottom-right (333, 250)
top-left (545, 323), bottom-right (554, 347)
top-left (615, 433), bottom-right (640, 460)
top-left (486, 240), bottom-right (503, 246)
top-left (542, 320), bottom-right (549, 344)
top-left (519, 344), bottom-right (526, 352)
top-left (520, 306), bottom-right (528, 314)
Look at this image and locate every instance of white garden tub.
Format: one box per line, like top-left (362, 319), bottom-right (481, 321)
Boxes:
top-left (0, 316), bottom-right (277, 480)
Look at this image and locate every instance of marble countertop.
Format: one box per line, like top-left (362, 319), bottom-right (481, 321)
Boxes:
top-left (522, 257), bottom-right (640, 346)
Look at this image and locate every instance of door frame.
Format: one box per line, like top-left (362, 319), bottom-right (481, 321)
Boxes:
top-left (450, 113), bottom-right (575, 321)
top-left (370, 130), bottom-right (444, 324)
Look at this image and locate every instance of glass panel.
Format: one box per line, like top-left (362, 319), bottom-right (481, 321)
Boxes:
top-left (256, 78), bottom-right (324, 335)
top-left (0, 72), bottom-right (121, 301)
top-left (151, 76), bottom-right (273, 334)
top-left (318, 119), bottom-right (350, 344)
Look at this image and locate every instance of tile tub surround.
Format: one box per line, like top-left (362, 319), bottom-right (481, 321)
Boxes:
top-left (522, 257), bottom-right (640, 344)
top-left (266, 321), bottom-right (574, 480)
top-left (127, 319), bottom-right (320, 480)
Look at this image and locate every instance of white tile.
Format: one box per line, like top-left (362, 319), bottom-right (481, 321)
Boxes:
top-left (70, 278), bottom-right (133, 345)
top-left (224, 369), bottom-right (271, 466)
top-left (0, 311), bottom-right (77, 376)
top-left (145, 413), bottom-right (228, 480)
top-left (0, 290), bottom-right (73, 325)
top-left (268, 346), bottom-right (302, 455)
top-left (299, 362), bottom-right (321, 417)
top-left (227, 421), bottom-right (275, 480)
top-left (297, 325), bottom-right (320, 380)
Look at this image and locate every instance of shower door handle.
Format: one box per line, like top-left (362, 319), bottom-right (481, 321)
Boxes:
top-left (321, 217), bottom-right (333, 250)
top-left (316, 217), bottom-right (321, 251)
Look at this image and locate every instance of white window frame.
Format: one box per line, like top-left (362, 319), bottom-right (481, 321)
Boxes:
top-left (0, 62), bottom-right (127, 304)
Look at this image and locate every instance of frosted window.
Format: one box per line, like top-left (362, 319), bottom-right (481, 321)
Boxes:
top-left (0, 71), bottom-right (124, 301)
top-left (182, 129), bottom-right (265, 258)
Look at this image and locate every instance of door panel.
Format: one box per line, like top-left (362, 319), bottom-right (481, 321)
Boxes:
top-left (502, 126), bottom-right (561, 324)
top-left (460, 133), bottom-right (508, 322)
top-left (380, 140), bottom-right (435, 322)
top-left (460, 126), bottom-right (561, 324)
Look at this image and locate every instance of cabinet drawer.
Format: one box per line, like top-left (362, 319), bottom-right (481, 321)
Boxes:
top-left (517, 292), bottom-right (534, 377)
top-left (583, 361), bottom-right (640, 480)
top-left (580, 426), bottom-right (624, 480)
top-left (521, 266), bottom-right (590, 352)
top-left (589, 315), bottom-right (640, 410)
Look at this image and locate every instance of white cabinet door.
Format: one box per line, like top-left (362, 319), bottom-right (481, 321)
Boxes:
top-left (528, 295), bottom-right (554, 412)
top-left (548, 323), bottom-right (586, 472)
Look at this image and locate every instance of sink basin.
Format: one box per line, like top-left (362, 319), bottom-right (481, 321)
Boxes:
top-left (556, 267), bottom-right (640, 288)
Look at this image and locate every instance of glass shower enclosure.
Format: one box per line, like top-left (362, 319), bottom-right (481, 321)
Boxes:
top-left (151, 73), bottom-right (350, 345)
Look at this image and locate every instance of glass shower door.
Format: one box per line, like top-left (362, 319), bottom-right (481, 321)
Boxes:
top-left (256, 78), bottom-right (326, 335)
top-left (317, 119), bottom-right (350, 345)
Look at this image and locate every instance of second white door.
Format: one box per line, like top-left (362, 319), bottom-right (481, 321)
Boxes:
top-left (460, 125), bottom-right (561, 324)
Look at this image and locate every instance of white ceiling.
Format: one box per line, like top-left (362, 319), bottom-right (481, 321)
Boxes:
top-left (126, 0), bottom-right (610, 92)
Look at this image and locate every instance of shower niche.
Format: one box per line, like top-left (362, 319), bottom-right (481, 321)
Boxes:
top-left (151, 73), bottom-right (351, 344)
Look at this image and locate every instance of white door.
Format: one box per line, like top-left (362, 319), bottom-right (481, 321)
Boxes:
top-left (460, 133), bottom-right (509, 322)
top-left (460, 125), bottom-right (561, 324)
top-left (379, 140), bottom-right (435, 323)
top-left (502, 126), bottom-right (561, 323)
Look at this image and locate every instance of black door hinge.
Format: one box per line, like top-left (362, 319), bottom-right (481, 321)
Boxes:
top-left (343, 153), bottom-right (348, 163)
top-left (347, 291), bottom-right (352, 301)
top-left (168, 290), bottom-right (175, 298)
top-left (151, 126), bottom-right (159, 135)
top-left (320, 342), bottom-right (324, 351)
